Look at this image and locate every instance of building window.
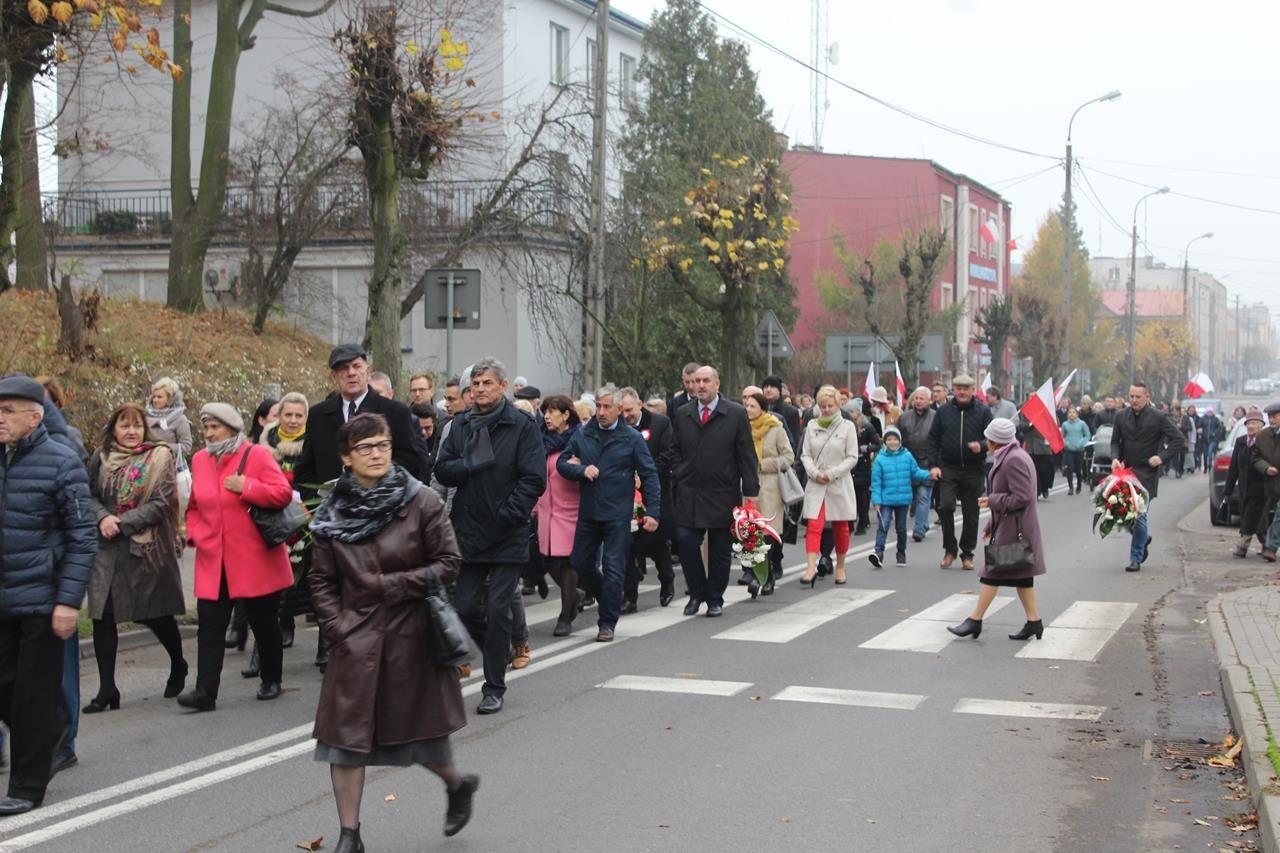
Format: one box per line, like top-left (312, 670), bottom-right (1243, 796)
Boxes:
top-left (969, 287), bottom-right (979, 323)
top-left (941, 283), bottom-right (953, 309)
top-left (550, 23), bottom-right (569, 86)
top-left (1108, 265), bottom-right (1120, 283)
top-left (967, 204), bottom-right (979, 254)
top-left (939, 196), bottom-right (955, 246)
top-left (620, 53), bottom-right (637, 107)
top-left (586, 39), bottom-right (596, 89)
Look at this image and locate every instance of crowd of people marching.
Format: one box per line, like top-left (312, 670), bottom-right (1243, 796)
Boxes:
top-left (2, 347), bottom-right (1278, 850)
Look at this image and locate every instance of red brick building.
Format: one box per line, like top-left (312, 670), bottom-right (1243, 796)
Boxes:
top-left (783, 149), bottom-right (1013, 384)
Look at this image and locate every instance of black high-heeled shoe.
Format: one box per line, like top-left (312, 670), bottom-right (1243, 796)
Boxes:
top-left (333, 825), bottom-right (364, 853)
top-left (164, 660), bottom-right (189, 698)
top-left (947, 617), bottom-right (982, 639)
top-left (1008, 619), bottom-right (1044, 641)
top-left (224, 626), bottom-right (246, 651)
top-left (799, 572), bottom-right (820, 588)
top-left (83, 690), bottom-right (121, 713)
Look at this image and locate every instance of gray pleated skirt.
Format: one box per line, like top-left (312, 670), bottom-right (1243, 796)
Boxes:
top-left (314, 735), bottom-right (453, 768)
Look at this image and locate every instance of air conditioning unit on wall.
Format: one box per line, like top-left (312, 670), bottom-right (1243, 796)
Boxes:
top-left (203, 261), bottom-right (240, 294)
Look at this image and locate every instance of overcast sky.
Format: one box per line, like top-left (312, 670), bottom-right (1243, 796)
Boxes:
top-left (618, 0), bottom-right (1280, 319)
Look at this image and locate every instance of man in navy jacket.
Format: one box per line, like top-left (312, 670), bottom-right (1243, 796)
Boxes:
top-left (558, 385), bottom-right (660, 642)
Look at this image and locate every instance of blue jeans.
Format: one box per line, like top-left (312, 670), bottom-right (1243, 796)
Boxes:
top-left (875, 505), bottom-right (909, 556)
top-left (911, 482), bottom-right (933, 537)
top-left (570, 518), bottom-right (632, 630)
top-left (1130, 511), bottom-right (1150, 565)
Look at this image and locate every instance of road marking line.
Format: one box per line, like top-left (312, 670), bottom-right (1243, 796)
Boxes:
top-left (712, 588), bottom-right (894, 643)
top-left (1015, 601), bottom-right (1138, 662)
top-left (858, 593), bottom-right (1015, 653)
top-left (598, 675), bottom-right (753, 696)
top-left (952, 698), bottom-right (1106, 721)
top-left (772, 685), bottom-right (925, 710)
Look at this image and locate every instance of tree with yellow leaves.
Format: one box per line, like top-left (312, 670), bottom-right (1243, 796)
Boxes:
top-left (647, 154), bottom-right (798, 391)
top-left (1132, 319), bottom-right (1195, 402)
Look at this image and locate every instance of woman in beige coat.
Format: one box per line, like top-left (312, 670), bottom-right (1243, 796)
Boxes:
top-left (800, 385), bottom-right (860, 586)
top-left (742, 388), bottom-right (794, 596)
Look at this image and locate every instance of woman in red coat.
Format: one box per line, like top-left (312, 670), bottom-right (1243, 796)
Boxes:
top-left (179, 402), bottom-right (294, 711)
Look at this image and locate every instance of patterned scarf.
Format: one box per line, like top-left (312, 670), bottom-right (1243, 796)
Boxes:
top-left (310, 464), bottom-right (421, 543)
top-left (206, 433), bottom-right (245, 458)
top-left (101, 441), bottom-right (168, 514)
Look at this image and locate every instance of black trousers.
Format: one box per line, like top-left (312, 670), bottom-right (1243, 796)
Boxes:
top-left (676, 526), bottom-right (733, 606)
top-left (937, 466), bottom-right (985, 560)
top-left (196, 574), bottom-right (283, 698)
top-left (625, 533), bottom-right (675, 601)
top-left (853, 477), bottom-right (871, 533)
top-left (455, 563), bottom-right (521, 698)
top-left (1031, 454), bottom-right (1055, 497)
top-left (1064, 450), bottom-right (1085, 491)
top-left (1242, 494), bottom-right (1269, 541)
top-left (0, 615), bottom-right (65, 803)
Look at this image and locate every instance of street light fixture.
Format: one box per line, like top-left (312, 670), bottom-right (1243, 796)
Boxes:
top-left (1181, 232), bottom-right (1213, 391)
top-left (1126, 185), bottom-right (1170, 388)
top-left (1061, 90), bottom-right (1121, 376)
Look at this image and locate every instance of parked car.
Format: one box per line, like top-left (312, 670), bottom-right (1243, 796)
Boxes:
top-left (1088, 424), bottom-right (1114, 489)
top-left (1244, 379), bottom-right (1272, 396)
top-left (1209, 419), bottom-right (1248, 527)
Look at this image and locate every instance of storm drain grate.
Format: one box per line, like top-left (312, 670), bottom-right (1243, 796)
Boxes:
top-left (1143, 738), bottom-right (1222, 762)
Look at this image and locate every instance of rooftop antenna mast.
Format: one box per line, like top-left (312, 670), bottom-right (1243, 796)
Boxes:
top-left (809, 0), bottom-right (835, 150)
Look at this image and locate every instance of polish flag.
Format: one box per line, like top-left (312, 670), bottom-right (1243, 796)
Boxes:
top-left (894, 361), bottom-right (908, 407)
top-left (1183, 372), bottom-right (1215, 399)
top-left (1054, 368), bottom-right (1077, 404)
top-left (864, 361), bottom-right (877, 398)
top-left (979, 217), bottom-right (999, 244)
top-left (980, 372), bottom-right (992, 395)
top-left (1021, 379), bottom-right (1065, 453)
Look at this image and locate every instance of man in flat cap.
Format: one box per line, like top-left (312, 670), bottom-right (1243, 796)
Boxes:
top-left (0, 375), bottom-right (96, 814)
top-left (927, 374), bottom-right (993, 570)
top-left (1252, 402), bottom-right (1280, 562)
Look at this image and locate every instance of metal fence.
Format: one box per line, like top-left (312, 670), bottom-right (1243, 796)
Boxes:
top-left (42, 179), bottom-right (569, 238)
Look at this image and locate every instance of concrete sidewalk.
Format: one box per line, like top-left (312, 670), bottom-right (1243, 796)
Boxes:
top-left (1211, 583), bottom-right (1280, 852)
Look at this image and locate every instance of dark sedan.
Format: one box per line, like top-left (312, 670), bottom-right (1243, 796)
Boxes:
top-left (1210, 420), bottom-right (1248, 526)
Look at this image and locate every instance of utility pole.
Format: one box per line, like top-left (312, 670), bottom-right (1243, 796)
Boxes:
top-left (1182, 232), bottom-right (1212, 384)
top-left (587, 0), bottom-right (610, 390)
top-left (1126, 186), bottom-right (1169, 388)
top-left (1235, 294), bottom-right (1241, 394)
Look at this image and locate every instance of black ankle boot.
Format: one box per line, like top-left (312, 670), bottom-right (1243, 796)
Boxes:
top-left (1008, 619), bottom-right (1044, 641)
top-left (947, 617), bottom-right (982, 639)
top-left (444, 774), bottom-right (480, 837)
top-left (334, 824), bottom-right (364, 853)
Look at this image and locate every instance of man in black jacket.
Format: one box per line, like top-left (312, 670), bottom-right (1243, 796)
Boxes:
top-left (762, 375), bottom-right (801, 450)
top-left (1250, 402), bottom-right (1280, 562)
top-left (669, 366), bottom-right (760, 617)
top-left (293, 344), bottom-right (430, 489)
top-left (1110, 381), bottom-right (1186, 572)
top-left (667, 362), bottom-right (699, 417)
top-left (619, 388), bottom-right (675, 611)
top-left (435, 358), bottom-right (546, 714)
top-left (927, 375), bottom-right (992, 570)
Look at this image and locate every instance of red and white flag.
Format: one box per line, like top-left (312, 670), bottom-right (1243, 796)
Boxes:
top-left (979, 217), bottom-right (999, 244)
top-left (1183, 372), bottom-right (1214, 399)
top-left (864, 362), bottom-right (877, 398)
top-left (894, 361), bottom-right (907, 407)
top-left (1021, 379), bottom-right (1065, 453)
top-left (1054, 369), bottom-right (1077, 405)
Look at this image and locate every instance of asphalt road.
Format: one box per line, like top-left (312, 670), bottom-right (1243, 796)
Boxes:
top-left (0, 471), bottom-right (1270, 852)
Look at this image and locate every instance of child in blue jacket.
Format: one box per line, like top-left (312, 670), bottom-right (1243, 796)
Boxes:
top-left (870, 426), bottom-right (935, 567)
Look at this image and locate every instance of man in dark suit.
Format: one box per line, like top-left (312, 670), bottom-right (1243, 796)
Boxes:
top-left (293, 344), bottom-right (429, 489)
top-left (666, 362), bottom-right (699, 417)
top-left (669, 365), bottom-right (760, 617)
top-left (761, 375), bottom-right (800, 450)
top-left (618, 387), bottom-right (675, 611)
top-left (1110, 380), bottom-right (1185, 572)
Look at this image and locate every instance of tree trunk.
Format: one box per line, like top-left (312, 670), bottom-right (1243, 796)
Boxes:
top-left (167, 0), bottom-right (242, 312)
top-left (57, 274), bottom-right (86, 358)
top-left (14, 78), bottom-right (48, 291)
top-left (364, 130), bottom-right (404, 382)
top-left (0, 65), bottom-right (37, 292)
top-left (718, 285), bottom-right (748, 393)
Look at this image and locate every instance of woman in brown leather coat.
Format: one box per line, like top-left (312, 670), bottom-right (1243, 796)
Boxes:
top-left (308, 413), bottom-right (478, 853)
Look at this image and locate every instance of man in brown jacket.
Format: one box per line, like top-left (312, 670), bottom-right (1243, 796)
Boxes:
top-left (1250, 402), bottom-right (1280, 561)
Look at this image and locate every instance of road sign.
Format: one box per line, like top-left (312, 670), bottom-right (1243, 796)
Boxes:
top-left (755, 310), bottom-right (794, 375)
top-left (422, 268), bottom-right (481, 377)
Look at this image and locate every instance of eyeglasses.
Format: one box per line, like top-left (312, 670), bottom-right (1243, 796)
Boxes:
top-left (0, 406), bottom-right (38, 417)
top-left (350, 439), bottom-right (393, 457)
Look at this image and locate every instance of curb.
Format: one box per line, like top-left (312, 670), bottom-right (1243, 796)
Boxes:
top-left (1210, 595), bottom-right (1280, 852)
top-left (77, 623), bottom-right (199, 661)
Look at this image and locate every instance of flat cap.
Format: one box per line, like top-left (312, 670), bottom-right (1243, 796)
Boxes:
top-left (513, 385), bottom-right (541, 400)
top-left (328, 343), bottom-right (367, 369)
top-left (952, 374), bottom-right (976, 387)
top-left (199, 402), bottom-right (244, 433)
top-left (1265, 402), bottom-right (1280, 416)
top-left (0, 374), bottom-right (45, 404)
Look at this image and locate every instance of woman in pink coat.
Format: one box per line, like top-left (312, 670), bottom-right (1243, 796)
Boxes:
top-left (179, 402), bottom-right (294, 711)
top-left (535, 395), bottom-right (582, 637)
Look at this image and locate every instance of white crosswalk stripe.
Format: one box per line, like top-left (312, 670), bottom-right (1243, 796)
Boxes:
top-left (952, 697), bottom-right (1106, 721)
top-left (858, 592), bottom-right (1015, 653)
top-left (711, 587), bottom-right (894, 644)
top-left (772, 685), bottom-right (925, 710)
top-left (1015, 600), bottom-right (1138, 662)
top-left (597, 675), bottom-right (754, 696)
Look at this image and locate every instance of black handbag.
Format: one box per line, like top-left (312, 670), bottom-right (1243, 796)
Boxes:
top-left (426, 585), bottom-right (475, 667)
top-left (983, 509), bottom-right (1036, 575)
top-left (236, 446), bottom-right (310, 548)
top-left (1215, 497), bottom-right (1231, 526)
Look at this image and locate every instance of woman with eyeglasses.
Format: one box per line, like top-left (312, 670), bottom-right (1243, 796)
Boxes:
top-left (309, 413), bottom-right (478, 851)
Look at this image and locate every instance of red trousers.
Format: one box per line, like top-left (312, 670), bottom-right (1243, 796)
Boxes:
top-left (805, 501), bottom-right (850, 554)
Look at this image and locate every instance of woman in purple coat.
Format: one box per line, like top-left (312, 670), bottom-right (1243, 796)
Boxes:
top-left (948, 417), bottom-right (1046, 641)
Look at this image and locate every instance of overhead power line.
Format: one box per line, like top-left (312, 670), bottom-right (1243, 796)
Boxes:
top-left (1078, 161), bottom-right (1280, 217)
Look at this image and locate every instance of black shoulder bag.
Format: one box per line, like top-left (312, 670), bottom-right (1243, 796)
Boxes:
top-left (983, 507), bottom-right (1036, 575)
top-left (236, 446), bottom-right (310, 548)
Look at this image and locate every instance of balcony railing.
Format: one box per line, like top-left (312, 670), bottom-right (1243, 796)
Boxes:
top-left (42, 179), bottom-right (571, 239)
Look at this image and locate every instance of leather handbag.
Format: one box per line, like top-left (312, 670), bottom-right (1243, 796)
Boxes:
top-left (426, 586), bottom-right (475, 667)
top-left (1215, 497), bottom-right (1231, 526)
top-left (983, 509), bottom-right (1036, 575)
top-left (236, 446), bottom-right (310, 548)
top-left (778, 463), bottom-right (805, 506)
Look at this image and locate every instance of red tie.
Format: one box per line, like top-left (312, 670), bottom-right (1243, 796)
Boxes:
top-left (700, 406), bottom-right (710, 425)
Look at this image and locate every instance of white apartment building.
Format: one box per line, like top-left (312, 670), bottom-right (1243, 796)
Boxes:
top-left (51, 0), bottom-right (646, 390)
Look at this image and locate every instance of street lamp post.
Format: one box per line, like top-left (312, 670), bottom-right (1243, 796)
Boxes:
top-left (1127, 186), bottom-right (1170, 388)
top-left (1181, 231), bottom-right (1213, 383)
top-left (1062, 90), bottom-right (1121, 375)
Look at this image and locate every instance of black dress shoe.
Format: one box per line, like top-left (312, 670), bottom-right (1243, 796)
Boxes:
top-left (256, 682), bottom-right (282, 701)
top-left (760, 576), bottom-right (775, 596)
top-left (1125, 562), bottom-right (1141, 572)
top-left (947, 617), bottom-right (982, 638)
top-left (241, 645), bottom-right (260, 679)
top-left (596, 627), bottom-right (614, 642)
top-left (333, 824), bottom-right (365, 853)
top-left (280, 623), bottom-right (295, 650)
top-left (443, 774), bottom-right (480, 837)
top-left (50, 752), bottom-right (78, 777)
top-left (620, 599), bottom-right (638, 615)
top-left (1008, 619), bottom-right (1044, 640)
top-left (0, 797), bottom-right (36, 815)
top-left (165, 660), bottom-right (189, 698)
top-left (83, 689), bottom-right (121, 713)
top-left (682, 598), bottom-right (701, 616)
top-left (536, 577), bottom-right (549, 599)
top-left (476, 694), bottom-right (503, 714)
top-left (706, 603), bottom-right (723, 617)
top-left (176, 689), bottom-right (216, 711)
top-left (737, 570), bottom-right (753, 586)
top-left (1142, 536), bottom-right (1153, 564)
top-left (224, 627), bottom-right (246, 650)
top-left (659, 586), bottom-right (674, 607)
top-left (553, 618), bottom-right (572, 637)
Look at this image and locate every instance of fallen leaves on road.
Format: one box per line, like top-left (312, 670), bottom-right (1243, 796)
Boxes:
top-left (1172, 799), bottom-right (1191, 803)
top-left (384, 794), bottom-right (396, 802)
top-left (296, 838), bottom-right (323, 852)
top-left (779, 817), bottom-right (791, 824)
top-left (1199, 690), bottom-right (1217, 697)
top-left (1193, 818), bottom-right (1211, 827)
top-left (751, 695), bottom-right (762, 701)
top-left (865, 819), bottom-right (877, 825)
top-left (664, 725), bottom-right (673, 731)
top-left (1090, 776), bottom-right (1111, 782)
